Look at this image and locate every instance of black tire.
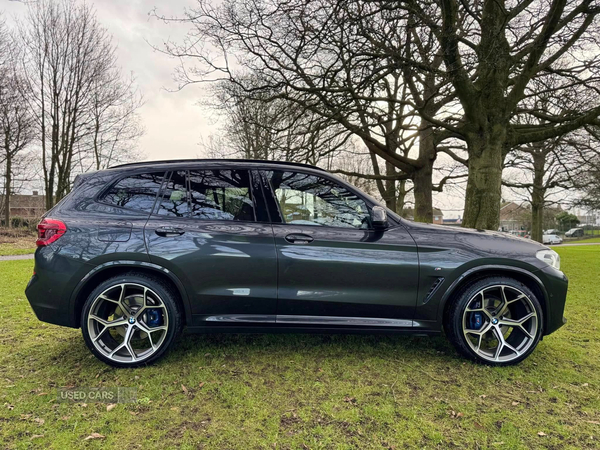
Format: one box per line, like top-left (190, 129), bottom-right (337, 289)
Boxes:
top-left (81, 272), bottom-right (183, 368)
top-left (445, 276), bottom-right (544, 366)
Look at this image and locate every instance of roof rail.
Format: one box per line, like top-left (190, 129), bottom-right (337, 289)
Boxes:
top-left (109, 158), bottom-right (328, 172)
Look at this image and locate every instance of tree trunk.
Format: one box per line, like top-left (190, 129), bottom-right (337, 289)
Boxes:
top-left (530, 152), bottom-right (545, 243)
top-left (384, 161), bottom-right (397, 213)
top-left (396, 179), bottom-right (407, 214)
top-left (3, 151), bottom-right (11, 228)
top-left (462, 135), bottom-right (505, 230)
top-left (413, 163), bottom-right (433, 223)
top-left (414, 119), bottom-right (436, 223)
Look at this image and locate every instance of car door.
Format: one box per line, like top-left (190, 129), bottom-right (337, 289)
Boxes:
top-left (261, 169), bottom-right (420, 327)
top-left (144, 168), bottom-right (278, 326)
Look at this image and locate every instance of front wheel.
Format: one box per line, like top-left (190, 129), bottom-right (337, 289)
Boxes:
top-left (445, 276), bottom-right (544, 366)
top-left (81, 272), bottom-right (183, 368)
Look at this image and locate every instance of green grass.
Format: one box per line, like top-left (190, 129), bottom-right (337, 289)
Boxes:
top-left (0, 244), bottom-right (36, 256)
top-left (571, 237), bottom-right (600, 244)
top-left (1, 246), bottom-right (599, 449)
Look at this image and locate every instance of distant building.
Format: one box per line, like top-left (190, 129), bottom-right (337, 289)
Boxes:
top-left (577, 211), bottom-right (600, 226)
top-left (443, 217), bottom-right (462, 226)
top-left (0, 193), bottom-right (45, 219)
top-left (402, 207), bottom-right (444, 224)
top-left (499, 202), bottom-right (530, 232)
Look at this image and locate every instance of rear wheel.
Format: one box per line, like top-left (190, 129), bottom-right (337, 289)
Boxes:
top-left (446, 276), bottom-right (543, 366)
top-left (81, 273), bottom-right (182, 367)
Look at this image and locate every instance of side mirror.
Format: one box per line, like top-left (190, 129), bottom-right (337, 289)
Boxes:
top-left (371, 206), bottom-right (388, 229)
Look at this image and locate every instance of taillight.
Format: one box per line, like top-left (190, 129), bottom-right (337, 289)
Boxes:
top-left (36, 218), bottom-right (67, 247)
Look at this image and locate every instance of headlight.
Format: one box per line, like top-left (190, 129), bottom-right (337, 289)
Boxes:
top-left (536, 249), bottom-right (561, 270)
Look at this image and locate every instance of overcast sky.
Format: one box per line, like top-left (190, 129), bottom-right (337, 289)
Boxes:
top-left (2, 0), bottom-right (478, 216)
top-left (4, 0), bottom-right (214, 161)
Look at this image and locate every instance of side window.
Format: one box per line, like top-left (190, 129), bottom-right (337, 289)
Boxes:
top-left (188, 170), bottom-right (254, 221)
top-left (157, 171), bottom-right (189, 217)
top-left (101, 172), bottom-right (165, 213)
top-left (268, 171), bottom-right (370, 229)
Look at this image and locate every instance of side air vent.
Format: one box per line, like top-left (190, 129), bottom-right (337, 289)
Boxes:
top-left (423, 277), bottom-right (445, 304)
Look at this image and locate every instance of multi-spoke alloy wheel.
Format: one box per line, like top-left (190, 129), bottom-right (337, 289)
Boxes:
top-left (446, 277), bottom-right (543, 366)
top-left (81, 274), bottom-right (182, 367)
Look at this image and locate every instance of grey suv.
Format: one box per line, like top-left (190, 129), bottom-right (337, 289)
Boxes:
top-left (25, 159), bottom-right (568, 367)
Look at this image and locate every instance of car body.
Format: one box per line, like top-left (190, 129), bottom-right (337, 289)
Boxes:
top-left (565, 228), bottom-right (584, 238)
top-left (25, 159), bottom-right (568, 367)
top-left (544, 229), bottom-right (561, 236)
top-left (543, 234), bottom-right (563, 245)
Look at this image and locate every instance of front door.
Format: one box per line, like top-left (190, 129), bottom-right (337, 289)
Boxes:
top-left (144, 168), bottom-right (277, 326)
top-left (261, 170), bottom-right (419, 327)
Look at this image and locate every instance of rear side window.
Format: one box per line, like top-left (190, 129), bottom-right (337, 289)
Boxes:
top-left (155, 169), bottom-right (255, 221)
top-left (101, 172), bottom-right (165, 213)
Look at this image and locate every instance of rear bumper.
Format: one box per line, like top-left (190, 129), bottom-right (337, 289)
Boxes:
top-left (25, 247), bottom-right (93, 328)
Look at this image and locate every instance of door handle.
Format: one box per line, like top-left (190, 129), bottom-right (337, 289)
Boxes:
top-left (155, 226), bottom-right (185, 237)
top-left (285, 233), bottom-right (314, 244)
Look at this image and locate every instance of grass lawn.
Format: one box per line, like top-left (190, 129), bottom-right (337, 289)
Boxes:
top-left (1, 246), bottom-right (599, 449)
top-left (571, 237), bottom-right (600, 244)
top-left (0, 229), bottom-right (36, 256)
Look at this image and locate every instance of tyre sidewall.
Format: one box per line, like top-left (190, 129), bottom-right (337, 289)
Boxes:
top-left (447, 276), bottom-right (544, 366)
top-left (81, 273), bottom-right (181, 368)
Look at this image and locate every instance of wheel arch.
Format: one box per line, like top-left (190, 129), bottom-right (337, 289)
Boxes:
top-left (70, 260), bottom-right (192, 328)
top-left (438, 265), bottom-right (549, 333)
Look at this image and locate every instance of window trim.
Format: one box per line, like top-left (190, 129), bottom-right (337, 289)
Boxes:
top-left (95, 170), bottom-right (168, 215)
top-left (262, 168), bottom-right (378, 231)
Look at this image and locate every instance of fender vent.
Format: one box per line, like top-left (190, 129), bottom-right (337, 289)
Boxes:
top-left (423, 277), bottom-right (445, 304)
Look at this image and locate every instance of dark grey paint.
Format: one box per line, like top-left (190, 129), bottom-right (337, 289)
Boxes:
top-left (25, 159), bottom-right (568, 338)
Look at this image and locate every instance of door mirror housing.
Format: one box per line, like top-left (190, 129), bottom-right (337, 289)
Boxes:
top-left (371, 206), bottom-right (388, 229)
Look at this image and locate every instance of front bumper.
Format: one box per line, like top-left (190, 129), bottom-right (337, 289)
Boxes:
top-left (538, 264), bottom-right (569, 335)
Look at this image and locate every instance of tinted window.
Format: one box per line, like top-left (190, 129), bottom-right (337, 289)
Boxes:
top-left (101, 172), bottom-right (164, 212)
top-left (267, 171), bottom-right (370, 228)
top-left (189, 170), bottom-right (254, 221)
top-left (157, 171), bottom-right (189, 217)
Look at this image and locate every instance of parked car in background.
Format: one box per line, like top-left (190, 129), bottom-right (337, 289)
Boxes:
top-left (25, 159), bottom-right (568, 367)
top-left (565, 228), bottom-right (584, 238)
top-left (544, 229), bottom-right (561, 235)
top-left (543, 234), bottom-right (563, 245)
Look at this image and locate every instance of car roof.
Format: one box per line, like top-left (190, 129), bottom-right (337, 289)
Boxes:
top-left (108, 158), bottom-right (328, 173)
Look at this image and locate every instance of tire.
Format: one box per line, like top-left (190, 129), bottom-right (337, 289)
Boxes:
top-left (81, 272), bottom-right (183, 368)
top-left (445, 276), bottom-right (544, 366)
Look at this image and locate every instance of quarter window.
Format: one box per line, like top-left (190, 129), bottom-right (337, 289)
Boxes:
top-left (101, 172), bottom-right (165, 213)
top-left (267, 171), bottom-right (370, 229)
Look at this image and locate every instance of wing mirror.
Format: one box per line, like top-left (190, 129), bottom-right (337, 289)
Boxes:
top-left (370, 206), bottom-right (388, 229)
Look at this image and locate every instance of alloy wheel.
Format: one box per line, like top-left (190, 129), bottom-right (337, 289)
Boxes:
top-left (462, 285), bottom-right (539, 363)
top-left (87, 283), bottom-right (169, 364)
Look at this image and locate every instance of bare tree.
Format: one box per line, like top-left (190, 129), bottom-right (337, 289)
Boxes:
top-left (151, 0), bottom-right (463, 220)
top-left (19, 0), bottom-right (143, 209)
top-left (86, 72), bottom-right (144, 171)
top-left (205, 76), bottom-right (351, 166)
top-left (381, 0), bottom-right (600, 229)
top-left (503, 133), bottom-right (598, 242)
top-left (0, 19), bottom-right (35, 227)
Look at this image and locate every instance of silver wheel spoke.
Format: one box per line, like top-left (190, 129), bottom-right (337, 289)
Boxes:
top-left (462, 284), bottom-right (539, 363)
top-left (87, 282), bottom-right (170, 364)
top-left (89, 315), bottom-right (128, 329)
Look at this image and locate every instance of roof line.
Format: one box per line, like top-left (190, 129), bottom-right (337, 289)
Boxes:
top-left (109, 158), bottom-right (328, 172)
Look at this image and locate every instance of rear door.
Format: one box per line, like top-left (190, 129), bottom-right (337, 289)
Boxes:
top-left (144, 168), bottom-right (278, 326)
top-left (261, 169), bottom-right (419, 326)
